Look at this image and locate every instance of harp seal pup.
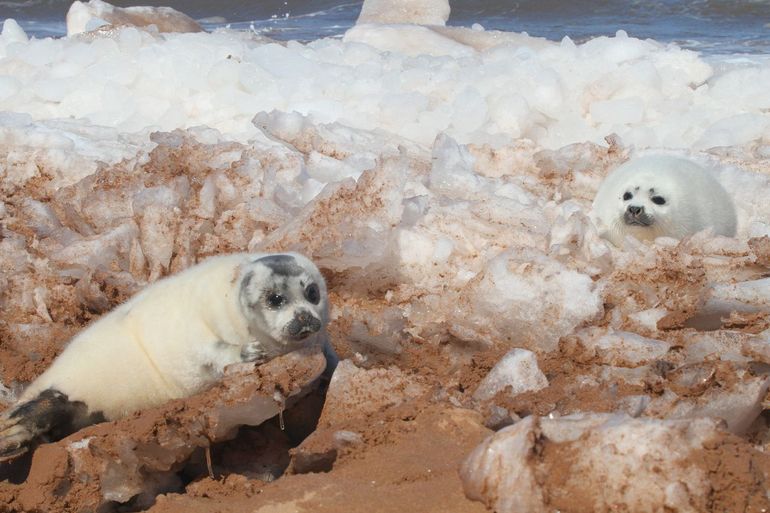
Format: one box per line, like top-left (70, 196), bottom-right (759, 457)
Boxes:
top-left (592, 155), bottom-right (737, 247)
top-left (0, 252), bottom-right (336, 459)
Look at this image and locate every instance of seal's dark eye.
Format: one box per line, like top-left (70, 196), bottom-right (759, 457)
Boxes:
top-left (651, 196), bottom-right (666, 205)
top-left (267, 293), bottom-right (285, 308)
top-left (622, 192), bottom-right (633, 201)
top-left (305, 283), bottom-right (320, 305)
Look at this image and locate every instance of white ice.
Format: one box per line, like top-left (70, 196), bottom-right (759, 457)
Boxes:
top-left (0, 13), bottom-right (767, 151)
top-left (473, 348), bottom-right (548, 402)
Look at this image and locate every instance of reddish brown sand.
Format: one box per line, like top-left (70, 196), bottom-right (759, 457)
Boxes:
top-left (150, 406), bottom-right (491, 513)
top-left (1, 319), bottom-right (768, 513)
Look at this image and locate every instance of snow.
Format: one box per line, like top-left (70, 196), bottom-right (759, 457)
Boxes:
top-left (0, 15), bottom-right (766, 150)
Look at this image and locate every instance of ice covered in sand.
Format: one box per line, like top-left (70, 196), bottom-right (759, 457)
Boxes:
top-left (1, 0), bottom-right (770, 509)
top-left (357, 0), bottom-right (451, 26)
top-left (66, 0), bottom-right (202, 36)
top-left (461, 413), bottom-right (766, 513)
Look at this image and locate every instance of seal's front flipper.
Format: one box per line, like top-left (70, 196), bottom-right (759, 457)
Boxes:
top-left (240, 341), bottom-right (270, 365)
top-left (0, 389), bottom-right (104, 461)
top-left (0, 390), bottom-right (65, 461)
top-left (0, 417), bottom-right (33, 461)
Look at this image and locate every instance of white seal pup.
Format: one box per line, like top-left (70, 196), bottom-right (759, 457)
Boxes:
top-left (0, 252), bottom-right (334, 459)
top-left (592, 155), bottom-right (737, 247)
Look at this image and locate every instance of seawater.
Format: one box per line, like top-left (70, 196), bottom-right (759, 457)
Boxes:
top-left (1, 0), bottom-right (769, 54)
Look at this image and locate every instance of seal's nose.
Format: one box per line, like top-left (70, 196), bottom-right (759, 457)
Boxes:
top-left (627, 205), bottom-right (644, 216)
top-left (288, 310), bottom-right (322, 340)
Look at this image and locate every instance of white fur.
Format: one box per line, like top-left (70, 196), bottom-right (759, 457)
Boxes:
top-left (592, 155), bottom-right (737, 247)
top-left (19, 252), bottom-right (329, 420)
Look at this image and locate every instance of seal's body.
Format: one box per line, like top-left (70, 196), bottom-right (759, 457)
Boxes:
top-left (592, 156), bottom-right (737, 247)
top-left (0, 252), bottom-right (331, 459)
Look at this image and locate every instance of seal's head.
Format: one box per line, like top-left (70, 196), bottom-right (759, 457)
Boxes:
top-left (238, 253), bottom-right (329, 352)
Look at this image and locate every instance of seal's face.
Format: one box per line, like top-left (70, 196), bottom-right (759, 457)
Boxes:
top-left (238, 253), bottom-right (329, 352)
top-left (613, 171), bottom-right (677, 236)
top-left (621, 184), bottom-right (666, 227)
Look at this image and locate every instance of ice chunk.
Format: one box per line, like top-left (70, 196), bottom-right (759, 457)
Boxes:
top-left (461, 414), bottom-right (726, 513)
top-left (707, 277), bottom-right (770, 312)
top-left (356, 0), bottom-right (450, 26)
top-left (259, 160), bottom-right (407, 273)
top-left (344, 24), bottom-right (474, 58)
top-left (695, 113), bottom-right (770, 149)
top-left (463, 248), bottom-right (603, 351)
top-left (0, 76), bottom-right (21, 102)
top-left (577, 328), bottom-right (671, 366)
top-left (473, 349), bottom-right (548, 402)
top-left (132, 183), bottom-right (187, 278)
top-left (0, 116), bottom-right (151, 191)
top-left (627, 308), bottom-right (667, 331)
top-left (590, 97), bottom-right (644, 125)
top-left (1, 19), bottom-right (28, 44)
top-left (51, 221), bottom-right (139, 273)
top-left (347, 306), bottom-right (407, 355)
top-left (646, 372), bottom-right (769, 434)
top-left (682, 331), bottom-right (752, 364)
top-left (66, 0), bottom-right (202, 36)
top-left (432, 25), bottom-right (555, 52)
top-left (19, 199), bottom-right (62, 239)
top-left (322, 360), bottom-right (428, 420)
top-left (462, 416), bottom-right (545, 512)
top-left (306, 151), bottom-right (363, 183)
top-left (429, 133), bottom-right (482, 195)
